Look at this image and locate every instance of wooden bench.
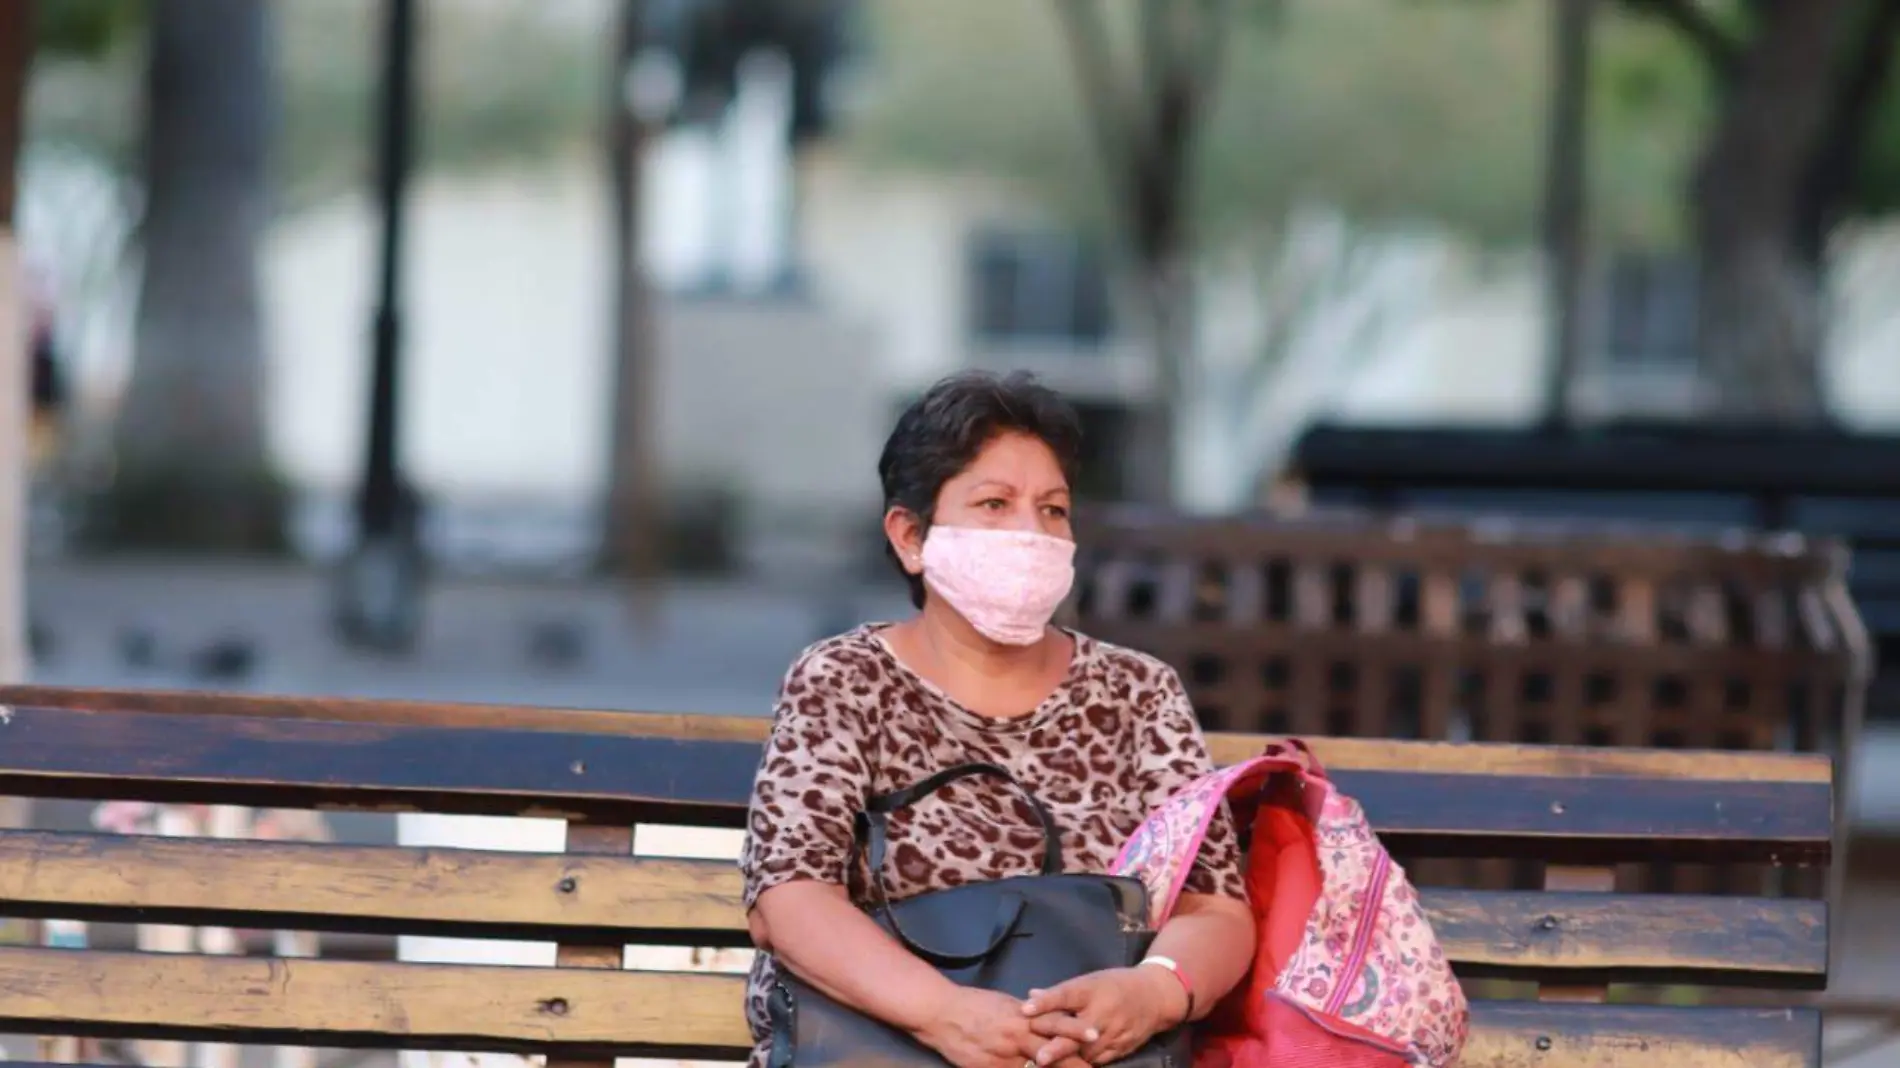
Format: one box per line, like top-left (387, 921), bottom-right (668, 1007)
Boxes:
top-left (1286, 421), bottom-right (1900, 724)
top-left (1076, 505), bottom-right (1866, 749)
top-left (0, 687), bottom-right (1837, 1068)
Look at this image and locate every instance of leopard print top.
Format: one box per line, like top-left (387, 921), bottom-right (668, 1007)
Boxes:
top-left (738, 624), bottom-right (1246, 1067)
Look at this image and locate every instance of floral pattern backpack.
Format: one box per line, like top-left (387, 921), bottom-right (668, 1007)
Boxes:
top-left (1114, 739), bottom-right (1469, 1068)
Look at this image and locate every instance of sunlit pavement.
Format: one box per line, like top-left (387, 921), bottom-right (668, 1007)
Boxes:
top-left (23, 557), bottom-right (910, 715)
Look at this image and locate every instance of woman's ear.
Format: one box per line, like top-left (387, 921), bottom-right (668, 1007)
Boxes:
top-left (884, 507), bottom-right (926, 575)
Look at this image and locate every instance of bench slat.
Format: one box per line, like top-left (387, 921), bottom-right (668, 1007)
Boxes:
top-left (1427, 889), bottom-right (1826, 988)
top-left (0, 831), bottom-right (1826, 986)
top-left (1463, 1000), bottom-right (1818, 1068)
top-left (0, 946), bottom-right (743, 1059)
top-left (0, 948), bottom-right (1820, 1067)
top-left (0, 685), bottom-right (1832, 782)
top-left (0, 706), bottom-right (1832, 865)
top-left (1209, 735), bottom-right (1827, 783)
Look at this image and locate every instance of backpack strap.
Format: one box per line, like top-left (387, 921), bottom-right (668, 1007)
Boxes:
top-left (1113, 740), bottom-right (1331, 927)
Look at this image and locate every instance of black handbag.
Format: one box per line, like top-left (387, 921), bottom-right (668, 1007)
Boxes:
top-left (766, 763), bottom-right (1192, 1068)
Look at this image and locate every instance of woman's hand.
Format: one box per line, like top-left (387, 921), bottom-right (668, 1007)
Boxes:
top-left (915, 987), bottom-right (1098, 1068)
top-left (1023, 967), bottom-right (1188, 1065)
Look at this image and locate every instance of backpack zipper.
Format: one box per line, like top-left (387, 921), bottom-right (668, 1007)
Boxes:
top-left (1323, 850), bottom-right (1393, 1017)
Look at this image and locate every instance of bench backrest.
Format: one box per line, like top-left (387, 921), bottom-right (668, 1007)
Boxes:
top-left (1285, 421), bottom-right (1900, 720)
top-left (0, 687), bottom-right (1835, 1068)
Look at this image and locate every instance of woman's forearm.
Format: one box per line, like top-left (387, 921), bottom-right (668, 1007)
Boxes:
top-left (1145, 894), bottom-right (1256, 1022)
top-left (752, 880), bottom-right (955, 1034)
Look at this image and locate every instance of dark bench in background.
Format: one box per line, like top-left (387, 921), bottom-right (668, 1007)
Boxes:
top-left (0, 687), bottom-right (1838, 1068)
top-left (1286, 422), bottom-right (1900, 723)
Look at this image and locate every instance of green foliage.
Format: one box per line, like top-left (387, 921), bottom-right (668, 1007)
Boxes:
top-left (276, 0), bottom-right (604, 212)
top-left (35, 0), bottom-right (144, 59)
top-left (844, 0), bottom-right (1709, 251)
top-left (1859, 71), bottom-right (1900, 217)
top-left (31, 1), bottom-right (609, 214)
top-left (1588, 5), bottom-right (1713, 248)
top-left (273, 0), bottom-right (374, 212)
top-left (846, 0), bottom-right (1105, 223)
top-left (1198, 0), bottom-right (1552, 245)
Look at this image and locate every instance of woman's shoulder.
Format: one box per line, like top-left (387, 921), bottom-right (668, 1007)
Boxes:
top-left (1073, 630), bottom-right (1186, 696)
top-left (777, 624), bottom-right (900, 695)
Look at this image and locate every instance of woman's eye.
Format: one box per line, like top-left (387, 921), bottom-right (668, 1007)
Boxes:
top-left (1044, 505), bottom-right (1070, 519)
top-left (980, 498), bottom-right (1007, 510)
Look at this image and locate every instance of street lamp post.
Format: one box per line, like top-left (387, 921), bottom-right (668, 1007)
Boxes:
top-left (334, 0), bottom-right (425, 651)
top-left (1541, 0), bottom-right (1594, 429)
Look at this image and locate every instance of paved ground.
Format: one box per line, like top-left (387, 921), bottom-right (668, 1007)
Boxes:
top-left (22, 557), bottom-right (912, 714)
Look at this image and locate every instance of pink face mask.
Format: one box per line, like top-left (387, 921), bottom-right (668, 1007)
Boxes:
top-left (920, 525), bottom-right (1076, 646)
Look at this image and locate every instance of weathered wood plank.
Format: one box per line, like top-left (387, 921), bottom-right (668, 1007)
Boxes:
top-left (1429, 889), bottom-right (1826, 988)
top-left (1536, 866), bottom-right (1617, 1003)
top-left (1332, 772), bottom-right (1829, 864)
top-left (0, 947), bottom-right (744, 1058)
top-left (0, 685), bottom-right (1831, 782)
top-left (0, 948), bottom-right (1821, 1067)
top-left (0, 706), bottom-right (1831, 863)
top-left (0, 830), bottom-right (740, 945)
top-left (1462, 1000), bottom-right (1819, 1068)
top-left (551, 822), bottom-right (635, 1068)
top-left (0, 831), bottom-right (1827, 986)
top-left (0, 704), bottom-right (765, 824)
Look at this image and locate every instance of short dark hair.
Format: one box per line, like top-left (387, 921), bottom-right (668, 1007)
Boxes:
top-left (878, 370), bottom-right (1084, 608)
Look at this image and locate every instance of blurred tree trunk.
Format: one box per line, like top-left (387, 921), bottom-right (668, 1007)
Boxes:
top-left (1689, 0), bottom-right (1853, 422)
top-left (1793, 0), bottom-right (1900, 265)
top-left (1053, 0), bottom-right (1230, 505)
top-left (0, 0), bottom-right (34, 836)
top-left (1633, 0), bottom-right (1900, 423)
top-left (109, 0), bottom-right (281, 551)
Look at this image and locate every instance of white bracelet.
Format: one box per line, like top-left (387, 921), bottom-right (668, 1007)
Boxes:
top-left (1139, 955), bottom-right (1194, 1020)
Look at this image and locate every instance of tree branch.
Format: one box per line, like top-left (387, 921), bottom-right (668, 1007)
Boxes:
top-left (1052, 0), bottom-right (1141, 212)
top-left (1621, 0), bottom-right (1741, 80)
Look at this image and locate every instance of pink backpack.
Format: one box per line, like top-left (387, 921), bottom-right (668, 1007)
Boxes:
top-left (1114, 739), bottom-right (1469, 1068)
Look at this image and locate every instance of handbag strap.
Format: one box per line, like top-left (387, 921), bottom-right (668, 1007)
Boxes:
top-left (860, 762), bottom-right (1064, 875)
top-left (855, 762), bottom-right (1060, 967)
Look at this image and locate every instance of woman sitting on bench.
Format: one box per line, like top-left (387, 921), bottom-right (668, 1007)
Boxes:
top-left (741, 371), bottom-right (1256, 1068)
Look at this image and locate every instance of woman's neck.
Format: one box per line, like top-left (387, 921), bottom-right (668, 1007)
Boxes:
top-left (914, 600), bottom-right (1058, 683)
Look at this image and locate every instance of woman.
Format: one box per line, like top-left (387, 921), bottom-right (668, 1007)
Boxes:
top-left (741, 371), bottom-right (1254, 1068)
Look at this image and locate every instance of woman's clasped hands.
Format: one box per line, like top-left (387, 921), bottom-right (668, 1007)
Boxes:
top-left (913, 967), bottom-right (1189, 1068)
top-left (912, 986), bottom-right (1096, 1068)
top-left (1024, 966), bottom-right (1190, 1068)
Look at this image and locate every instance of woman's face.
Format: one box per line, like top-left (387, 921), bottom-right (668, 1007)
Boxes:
top-left (935, 430), bottom-right (1074, 537)
top-left (889, 431), bottom-right (1074, 570)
